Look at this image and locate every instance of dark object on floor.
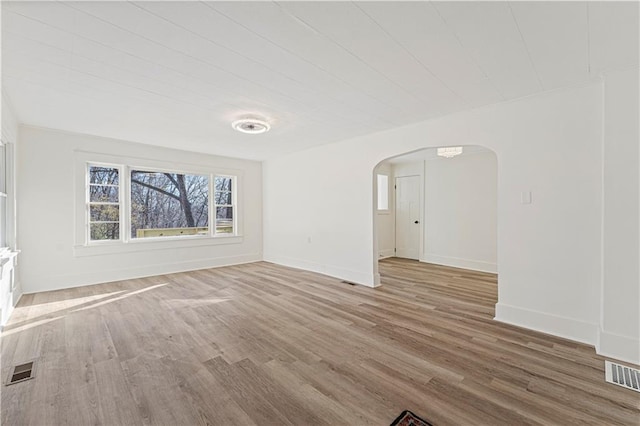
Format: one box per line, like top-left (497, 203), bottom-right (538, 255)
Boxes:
top-left (390, 410), bottom-right (433, 426)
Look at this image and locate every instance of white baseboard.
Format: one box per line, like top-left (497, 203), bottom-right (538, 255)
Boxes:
top-left (422, 253), bottom-right (497, 273)
top-left (597, 329), bottom-right (640, 366)
top-left (378, 249), bottom-right (395, 259)
top-left (495, 302), bottom-right (598, 346)
top-left (22, 254), bottom-right (263, 293)
top-left (264, 254), bottom-right (379, 288)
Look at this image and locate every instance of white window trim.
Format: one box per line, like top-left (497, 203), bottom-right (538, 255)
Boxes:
top-left (74, 150), bottom-right (244, 257)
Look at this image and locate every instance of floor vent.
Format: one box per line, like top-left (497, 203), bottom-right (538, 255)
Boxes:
top-left (341, 280), bottom-right (356, 286)
top-left (605, 360), bottom-right (640, 392)
top-left (6, 361), bottom-right (35, 385)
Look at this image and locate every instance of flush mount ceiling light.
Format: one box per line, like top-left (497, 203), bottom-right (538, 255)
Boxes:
top-left (437, 147), bottom-right (463, 158)
top-left (231, 117), bottom-right (271, 134)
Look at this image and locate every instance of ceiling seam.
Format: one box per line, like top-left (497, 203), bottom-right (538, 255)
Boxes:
top-left (430, 1), bottom-right (506, 100)
top-left (506, 2), bottom-right (545, 92)
top-left (202, 1), bottom-right (405, 126)
top-left (132, 1), bottom-right (396, 127)
top-left (2, 9), bottom-right (308, 113)
top-left (2, 75), bottom-right (210, 131)
top-left (129, 3), bottom-right (320, 100)
top-left (59, 2), bottom-right (339, 113)
top-left (2, 29), bottom-right (253, 114)
top-left (274, 2), bottom-right (449, 115)
top-left (352, 2), bottom-right (468, 108)
top-left (2, 68), bottom-right (226, 125)
top-left (586, 3), bottom-right (592, 77)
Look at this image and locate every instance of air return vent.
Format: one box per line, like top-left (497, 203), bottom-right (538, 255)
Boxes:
top-left (6, 361), bottom-right (35, 385)
top-left (605, 360), bottom-right (640, 392)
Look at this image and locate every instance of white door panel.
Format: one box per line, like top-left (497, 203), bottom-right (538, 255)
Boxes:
top-left (395, 175), bottom-right (420, 259)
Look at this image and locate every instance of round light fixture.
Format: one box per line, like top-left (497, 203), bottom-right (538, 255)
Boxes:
top-left (232, 118), bottom-right (271, 134)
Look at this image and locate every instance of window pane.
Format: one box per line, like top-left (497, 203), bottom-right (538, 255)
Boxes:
top-left (214, 176), bottom-right (232, 192)
top-left (377, 174), bottom-right (389, 210)
top-left (216, 206), bottom-right (233, 219)
top-left (131, 170), bottom-right (209, 238)
top-left (214, 191), bottom-right (232, 205)
top-left (89, 185), bottom-right (119, 203)
top-left (215, 207), bottom-right (233, 234)
top-left (89, 166), bottom-right (119, 185)
top-left (90, 223), bottom-right (119, 240)
top-left (90, 205), bottom-right (119, 222)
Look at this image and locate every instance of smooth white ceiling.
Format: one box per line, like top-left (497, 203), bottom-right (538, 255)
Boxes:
top-left (2, 1), bottom-right (638, 160)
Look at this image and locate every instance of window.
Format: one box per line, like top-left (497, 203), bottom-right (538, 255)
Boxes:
top-left (131, 170), bottom-right (209, 238)
top-left (88, 165), bottom-right (121, 241)
top-left (83, 161), bottom-right (237, 245)
top-left (377, 174), bottom-right (389, 211)
top-left (214, 176), bottom-right (234, 234)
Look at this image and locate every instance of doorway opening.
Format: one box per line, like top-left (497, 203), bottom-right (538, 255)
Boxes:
top-left (373, 145), bottom-right (498, 286)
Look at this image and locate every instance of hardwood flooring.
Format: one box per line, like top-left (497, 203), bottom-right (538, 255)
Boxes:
top-left (1, 259), bottom-right (638, 425)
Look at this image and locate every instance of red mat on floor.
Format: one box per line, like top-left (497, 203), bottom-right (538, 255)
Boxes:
top-left (390, 410), bottom-right (433, 426)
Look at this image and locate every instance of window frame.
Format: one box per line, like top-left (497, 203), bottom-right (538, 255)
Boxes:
top-left (74, 151), bottom-right (243, 256)
top-left (87, 162), bottom-right (124, 244)
top-left (213, 174), bottom-right (236, 236)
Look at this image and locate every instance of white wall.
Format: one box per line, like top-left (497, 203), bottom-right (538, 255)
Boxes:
top-left (600, 67), bottom-right (640, 364)
top-left (17, 126), bottom-right (263, 293)
top-left (374, 162), bottom-right (394, 259)
top-left (423, 150), bottom-right (497, 273)
top-left (264, 82), bottom-right (604, 354)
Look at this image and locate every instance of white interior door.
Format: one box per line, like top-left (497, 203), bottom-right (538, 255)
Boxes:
top-left (395, 175), bottom-right (421, 260)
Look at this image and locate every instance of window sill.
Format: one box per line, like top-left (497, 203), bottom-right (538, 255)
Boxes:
top-left (73, 235), bottom-right (243, 257)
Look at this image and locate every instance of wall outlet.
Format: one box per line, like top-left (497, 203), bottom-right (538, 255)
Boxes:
top-left (520, 191), bottom-right (532, 204)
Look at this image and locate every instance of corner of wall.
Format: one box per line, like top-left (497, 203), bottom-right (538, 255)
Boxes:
top-left (597, 329), bottom-right (640, 365)
top-left (264, 254), bottom-right (378, 288)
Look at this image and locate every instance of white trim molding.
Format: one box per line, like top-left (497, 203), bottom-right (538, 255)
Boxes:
top-left (422, 254), bottom-right (497, 274)
top-left (264, 255), bottom-right (380, 288)
top-left (495, 302), bottom-right (598, 346)
top-left (378, 249), bottom-right (395, 259)
top-left (24, 254), bottom-right (262, 293)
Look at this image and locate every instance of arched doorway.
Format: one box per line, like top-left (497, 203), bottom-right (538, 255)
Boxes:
top-left (373, 145), bottom-right (498, 293)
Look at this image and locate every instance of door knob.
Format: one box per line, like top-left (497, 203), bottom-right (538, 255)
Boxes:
top-left (414, 220), bottom-right (419, 224)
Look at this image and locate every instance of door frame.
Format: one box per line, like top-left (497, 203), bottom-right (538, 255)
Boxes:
top-left (393, 165), bottom-right (425, 262)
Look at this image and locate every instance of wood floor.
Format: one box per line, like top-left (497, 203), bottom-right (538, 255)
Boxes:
top-left (1, 259), bottom-right (638, 425)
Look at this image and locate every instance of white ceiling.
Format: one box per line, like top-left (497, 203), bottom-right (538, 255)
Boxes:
top-left (2, 1), bottom-right (638, 161)
top-left (384, 145), bottom-right (491, 164)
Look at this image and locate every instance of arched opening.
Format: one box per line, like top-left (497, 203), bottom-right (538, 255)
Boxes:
top-left (372, 144), bottom-right (499, 304)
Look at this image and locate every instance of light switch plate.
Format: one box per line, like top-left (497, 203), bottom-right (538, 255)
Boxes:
top-left (521, 191), bottom-right (532, 204)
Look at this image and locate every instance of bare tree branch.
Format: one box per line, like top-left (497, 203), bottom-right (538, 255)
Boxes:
top-left (131, 179), bottom-right (181, 201)
top-left (163, 173), bottom-right (179, 188)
